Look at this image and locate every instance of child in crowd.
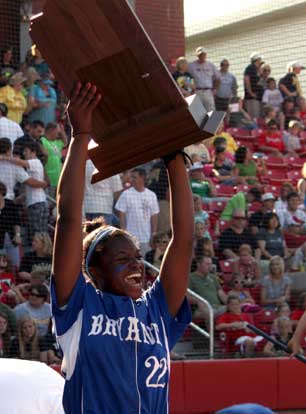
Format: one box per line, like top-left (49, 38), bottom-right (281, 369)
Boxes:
top-left (262, 78), bottom-right (283, 113)
top-left (263, 316), bottom-right (293, 357)
top-left (257, 119), bottom-right (284, 156)
top-left (227, 277), bottom-right (256, 308)
top-left (193, 194), bottom-right (209, 223)
top-left (283, 120), bottom-right (302, 155)
top-left (271, 302), bottom-right (291, 335)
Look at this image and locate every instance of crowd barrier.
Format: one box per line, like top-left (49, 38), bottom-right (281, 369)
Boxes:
top-left (169, 358), bottom-right (306, 413)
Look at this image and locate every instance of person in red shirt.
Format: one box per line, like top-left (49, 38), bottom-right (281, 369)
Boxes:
top-left (216, 295), bottom-right (263, 356)
top-left (258, 119), bottom-right (284, 156)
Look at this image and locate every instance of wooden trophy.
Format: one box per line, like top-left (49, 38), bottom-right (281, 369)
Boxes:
top-left (30, 0), bottom-right (224, 182)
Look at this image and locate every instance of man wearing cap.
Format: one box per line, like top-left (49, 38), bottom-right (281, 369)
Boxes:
top-left (243, 52), bottom-right (264, 120)
top-left (215, 59), bottom-right (238, 111)
top-left (188, 46), bottom-right (220, 111)
top-left (279, 61), bottom-right (305, 100)
top-left (189, 162), bottom-right (216, 202)
top-left (0, 102), bottom-right (23, 145)
top-left (249, 192), bottom-right (276, 234)
top-left (0, 72), bottom-right (27, 124)
top-left (221, 187), bottom-right (262, 221)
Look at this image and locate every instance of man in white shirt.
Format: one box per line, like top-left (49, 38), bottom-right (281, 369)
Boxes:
top-left (189, 46), bottom-right (220, 111)
top-left (115, 168), bottom-right (159, 254)
top-left (279, 191), bottom-right (306, 233)
top-left (0, 359), bottom-right (64, 414)
top-left (84, 159), bottom-right (123, 225)
top-left (0, 102), bottom-right (23, 145)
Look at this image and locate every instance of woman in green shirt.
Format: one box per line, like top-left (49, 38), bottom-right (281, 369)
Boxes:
top-left (233, 146), bottom-right (265, 185)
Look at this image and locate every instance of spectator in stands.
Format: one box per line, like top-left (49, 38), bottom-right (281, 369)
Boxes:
top-left (257, 119), bottom-right (284, 156)
top-left (145, 231), bottom-right (170, 269)
top-left (263, 316), bottom-right (293, 357)
top-left (0, 72), bottom-right (27, 124)
top-left (189, 162), bottom-right (216, 202)
top-left (216, 295), bottom-right (263, 357)
top-left (14, 284), bottom-right (51, 337)
top-left (228, 96), bottom-right (257, 129)
top-left (215, 59), bottom-right (237, 111)
top-left (0, 137), bottom-right (47, 201)
top-left (221, 187), bottom-right (261, 220)
top-left (0, 46), bottom-right (16, 73)
top-left (41, 122), bottom-right (67, 198)
top-left (28, 73), bottom-right (57, 125)
top-left (227, 277), bottom-right (255, 305)
top-left (262, 77), bottom-right (283, 114)
top-left (233, 146), bottom-right (265, 185)
top-left (280, 97), bottom-right (298, 130)
top-left (172, 57), bottom-right (195, 97)
top-left (232, 244), bottom-right (261, 287)
top-left (189, 46), bottom-right (220, 111)
top-left (258, 63), bottom-right (272, 92)
top-left (279, 191), bottom-right (306, 234)
top-left (297, 96), bottom-right (306, 124)
top-left (243, 52), bottom-right (264, 120)
top-left (249, 193), bottom-right (276, 235)
top-left (209, 136), bottom-right (235, 163)
top-left (13, 266), bottom-right (50, 304)
top-left (10, 316), bottom-right (48, 362)
top-left (8, 140), bottom-right (48, 243)
top-left (188, 255), bottom-right (227, 318)
top-left (291, 292), bottom-right (306, 326)
top-left (279, 61), bottom-right (305, 101)
top-left (257, 212), bottom-right (289, 262)
top-left (0, 182), bottom-right (21, 265)
top-left (116, 168), bottom-right (159, 254)
top-left (193, 193), bottom-right (209, 223)
top-left (13, 119), bottom-right (46, 163)
top-left (219, 209), bottom-right (257, 259)
top-left (0, 250), bottom-right (15, 286)
top-left (184, 141), bottom-right (210, 164)
top-left (194, 237), bottom-right (217, 266)
top-left (19, 232), bottom-right (52, 281)
top-left (212, 146), bottom-right (242, 185)
top-left (194, 220), bottom-right (211, 245)
top-left (291, 242), bottom-right (306, 272)
top-left (261, 256), bottom-right (291, 309)
top-left (211, 122), bottom-right (238, 155)
top-left (28, 45), bottom-right (50, 76)
top-left (84, 159), bottom-right (122, 225)
top-left (275, 182), bottom-right (295, 216)
top-left (0, 102), bottom-right (23, 145)
top-left (0, 312), bottom-right (12, 357)
top-left (283, 120), bottom-right (302, 155)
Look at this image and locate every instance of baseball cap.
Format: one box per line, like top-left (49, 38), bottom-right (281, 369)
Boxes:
top-left (216, 403), bottom-right (275, 413)
top-left (262, 192), bottom-right (275, 202)
top-left (196, 46), bottom-right (207, 56)
top-left (250, 52), bottom-right (264, 62)
top-left (189, 162), bottom-right (203, 171)
top-left (288, 120), bottom-right (303, 129)
top-left (288, 60), bottom-right (305, 70)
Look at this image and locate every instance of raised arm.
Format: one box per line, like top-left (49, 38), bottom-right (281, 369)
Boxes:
top-left (52, 82), bottom-right (101, 306)
top-left (159, 153), bottom-right (194, 316)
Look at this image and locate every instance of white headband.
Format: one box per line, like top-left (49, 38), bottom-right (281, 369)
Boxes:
top-left (85, 226), bottom-right (117, 278)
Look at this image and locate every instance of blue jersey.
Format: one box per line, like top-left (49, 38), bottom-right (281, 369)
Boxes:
top-left (51, 273), bottom-right (191, 414)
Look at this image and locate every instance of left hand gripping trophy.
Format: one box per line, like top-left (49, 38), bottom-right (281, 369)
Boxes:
top-left (30, 0), bottom-right (224, 183)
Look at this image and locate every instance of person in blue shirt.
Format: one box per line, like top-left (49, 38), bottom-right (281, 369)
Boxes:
top-left (51, 81), bottom-right (194, 414)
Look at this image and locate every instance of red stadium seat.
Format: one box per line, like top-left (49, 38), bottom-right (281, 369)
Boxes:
top-left (226, 128), bottom-right (252, 138)
top-left (208, 200), bottom-right (227, 214)
top-left (286, 156), bottom-right (304, 171)
top-left (215, 184), bottom-right (235, 197)
top-left (235, 184), bottom-right (251, 193)
top-left (262, 169), bottom-right (288, 185)
top-left (264, 156), bottom-right (286, 169)
top-left (219, 219), bottom-right (231, 232)
top-left (219, 259), bottom-right (235, 274)
top-left (253, 308), bottom-right (276, 334)
top-left (263, 185), bottom-right (281, 198)
top-left (287, 170), bottom-right (301, 185)
top-left (236, 139), bottom-right (255, 151)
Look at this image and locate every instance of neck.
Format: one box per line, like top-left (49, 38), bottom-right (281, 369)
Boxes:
top-left (134, 185), bottom-right (145, 192)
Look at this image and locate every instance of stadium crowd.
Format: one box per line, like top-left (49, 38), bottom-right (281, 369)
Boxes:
top-left (1, 42), bottom-right (306, 363)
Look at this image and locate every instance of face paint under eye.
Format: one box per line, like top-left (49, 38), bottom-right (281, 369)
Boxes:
top-left (114, 263), bottom-right (129, 273)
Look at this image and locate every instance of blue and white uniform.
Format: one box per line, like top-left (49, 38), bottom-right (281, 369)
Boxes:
top-left (51, 273), bottom-right (191, 414)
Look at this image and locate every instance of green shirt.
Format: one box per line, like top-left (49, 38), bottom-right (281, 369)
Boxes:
top-left (190, 179), bottom-right (211, 198)
top-left (188, 271), bottom-right (222, 306)
top-left (221, 192), bottom-right (246, 220)
top-left (41, 137), bottom-right (64, 187)
top-left (235, 160), bottom-right (257, 184)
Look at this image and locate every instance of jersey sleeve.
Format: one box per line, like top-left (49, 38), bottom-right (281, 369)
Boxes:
top-left (150, 193), bottom-right (160, 216)
top-left (50, 272), bottom-right (86, 336)
top-left (15, 165), bottom-right (30, 183)
top-left (145, 277), bottom-right (191, 350)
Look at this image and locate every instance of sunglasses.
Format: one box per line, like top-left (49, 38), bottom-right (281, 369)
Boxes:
top-left (158, 240), bottom-right (168, 244)
top-left (233, 216), bottom-right (246, 220)
top-left (234, 280), bottom-right (244, 285)
top-left (30, 293), bottom-right (45, 298)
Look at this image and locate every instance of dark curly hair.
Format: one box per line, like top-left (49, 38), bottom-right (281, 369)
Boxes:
top-left (235, 146), bottom-right (248, 164)
top-left (262, 212), bottom-right (280, 230)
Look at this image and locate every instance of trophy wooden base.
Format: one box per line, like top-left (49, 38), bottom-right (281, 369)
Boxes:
top-left (30, 0), bottom-right (224, 182)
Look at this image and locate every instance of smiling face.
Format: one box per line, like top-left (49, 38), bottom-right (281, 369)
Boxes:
top-left (21, 319), bottom-right (36, 340)
top-left (92, 236), bottom-right (145, 300)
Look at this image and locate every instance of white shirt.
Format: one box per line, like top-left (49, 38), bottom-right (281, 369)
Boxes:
top-left (262, 89), bottom-right (283, 112)
top-left (279, 208), bottom-right (306, 229)
top-left (25, 158), bottom-right (46, 207)
top-left (189, 60), bottom-right (220, 89)
top-left (0, 359), bottom-right (64, 414)
top-left (0, 116), bottom-right (23, 145)
top-left (84, 160), bottom-right (123, 214)
top-left (115, 187), bottom-right (159, 243)
top-left (0, 160), bottom-right (29, 200)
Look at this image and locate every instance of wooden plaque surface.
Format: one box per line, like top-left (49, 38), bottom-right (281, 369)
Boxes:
top-left (30, 0), bottom-right (224, 181)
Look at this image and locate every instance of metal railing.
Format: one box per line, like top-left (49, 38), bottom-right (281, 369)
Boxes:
top-left (143, 260), bottom-right (214, 359)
